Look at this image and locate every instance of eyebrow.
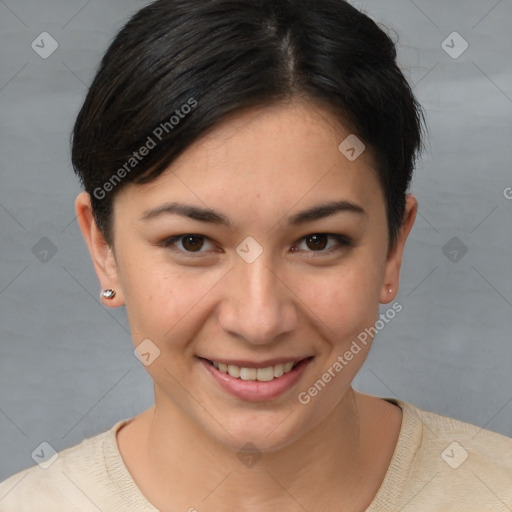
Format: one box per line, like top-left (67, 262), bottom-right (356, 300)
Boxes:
top-left (139, 200), bottom-right (366, 226)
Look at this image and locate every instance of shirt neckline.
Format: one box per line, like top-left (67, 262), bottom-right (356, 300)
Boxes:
top-left (364, 398), bottom-right (423, 511)
top-left (103, 418), bottom-right (160, 511)
top-left (103, 398), bottom-right (422, 511)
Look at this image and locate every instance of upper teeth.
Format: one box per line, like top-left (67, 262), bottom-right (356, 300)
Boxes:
top-left (212, 361), bottom-right (296, 381)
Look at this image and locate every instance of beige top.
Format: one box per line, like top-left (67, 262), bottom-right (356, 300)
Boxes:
top-left (1, 398), bottom-right (511, 511)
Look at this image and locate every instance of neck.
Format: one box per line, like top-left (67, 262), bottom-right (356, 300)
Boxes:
top-left (136, 387), bottom-right (378, 512)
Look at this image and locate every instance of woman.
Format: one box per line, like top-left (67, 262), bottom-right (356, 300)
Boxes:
top-left (1, 0), bottom-right (510, 510)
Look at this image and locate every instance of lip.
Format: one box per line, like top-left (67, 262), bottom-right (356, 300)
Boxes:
top-left (198, 356), bottom-right (310, 368)
top-left (198, 356), bottom-right (313, 402)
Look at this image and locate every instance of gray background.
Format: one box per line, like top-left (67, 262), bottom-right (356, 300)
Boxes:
top-left (0, 0), bottom-right (511, 481)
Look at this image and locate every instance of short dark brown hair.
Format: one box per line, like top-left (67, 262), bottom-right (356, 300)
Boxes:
top-left (71, 0), bottom-right (426, 249)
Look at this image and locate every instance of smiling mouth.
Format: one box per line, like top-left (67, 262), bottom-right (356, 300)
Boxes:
top-left (200, 357), bottom-right (313, 382)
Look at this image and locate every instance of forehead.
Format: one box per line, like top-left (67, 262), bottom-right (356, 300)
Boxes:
top-left (116, 100), bottom-right (383, 218)
top-left (181, 100), bottom-right (375, 174)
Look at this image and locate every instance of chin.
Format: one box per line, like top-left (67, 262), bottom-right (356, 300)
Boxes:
top-left (197, 402), bottom-right (322, 456)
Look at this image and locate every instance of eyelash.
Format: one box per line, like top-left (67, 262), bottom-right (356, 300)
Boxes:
top-left (158, 233), bottom-right (353, 256)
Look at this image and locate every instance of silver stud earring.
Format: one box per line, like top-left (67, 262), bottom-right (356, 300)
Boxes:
top-left (102, 289), bottom-right (116, 300)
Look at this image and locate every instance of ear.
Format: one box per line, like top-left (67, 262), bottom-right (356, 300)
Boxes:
top-left (380, 194), bottom-right (417, 304)
top-left (75, 191), bottom-right (124, 307)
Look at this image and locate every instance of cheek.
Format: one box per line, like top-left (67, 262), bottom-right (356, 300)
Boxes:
top-left (293, 257), bottom-right (384, 343)
top-left (121, 257), bottom-right (225, 348)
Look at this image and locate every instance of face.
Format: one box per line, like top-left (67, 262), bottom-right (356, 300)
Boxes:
top-left (79, 100), bottom-right (415, 453)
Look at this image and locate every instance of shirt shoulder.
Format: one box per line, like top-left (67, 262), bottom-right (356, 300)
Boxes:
top-left (0, 420), bottom-right (130, 512)
top-left (371, 398), bottom-right (512, 512)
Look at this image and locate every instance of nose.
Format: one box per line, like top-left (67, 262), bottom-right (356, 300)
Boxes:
top-left (217, 254), bottom-right (298, 345)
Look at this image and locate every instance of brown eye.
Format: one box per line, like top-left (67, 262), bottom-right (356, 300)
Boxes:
top-left (181, 235), bottom-right (204, 252)
top-left (305, 234), bottom-right (328, 251)
top-left (292, 233), bottom-right (353, 254)
top-left (160, 234), bottom-right (215, 253)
